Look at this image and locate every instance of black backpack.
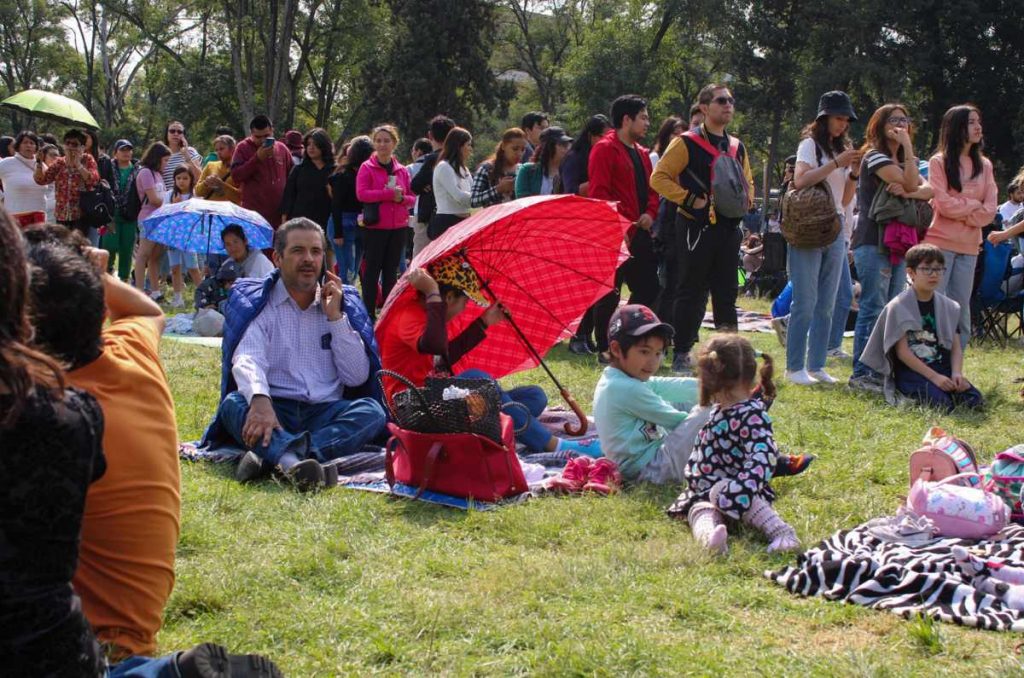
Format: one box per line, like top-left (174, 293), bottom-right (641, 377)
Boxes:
top-left (119, 166), bottom-right (144, 221)
top-left (78, 180), bottom-right (116, 228)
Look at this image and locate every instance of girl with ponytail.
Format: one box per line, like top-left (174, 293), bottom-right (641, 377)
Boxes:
top-left (667, 334), bottom-right (802, 556)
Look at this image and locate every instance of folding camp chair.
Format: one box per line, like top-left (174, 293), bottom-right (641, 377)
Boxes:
top-left (972, 240), bottom-right (1024, 345)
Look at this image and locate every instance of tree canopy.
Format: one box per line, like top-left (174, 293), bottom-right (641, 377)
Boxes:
top-left (2, 0), bottom-right (1021, 188)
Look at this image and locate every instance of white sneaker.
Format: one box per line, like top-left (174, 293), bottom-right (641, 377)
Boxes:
top-left (171, 294), bottom-right (185, 309)
top-left (149, 290), bottom-right (164, 302)
top-left (807, 369), bottom-right (837, 384)
top-left (826, 347), bottom-right (851, 359)
top-left (786, 369), bottom-right (818, 385)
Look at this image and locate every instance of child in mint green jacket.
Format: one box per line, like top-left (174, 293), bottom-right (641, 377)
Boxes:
top-left (593, 305), bottom-right (704, 483)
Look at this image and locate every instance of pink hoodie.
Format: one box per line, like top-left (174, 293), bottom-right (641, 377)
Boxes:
top-left (355, 154), bottom-right (415, 230)
top-left (924, 154), bottom-right (997, 255)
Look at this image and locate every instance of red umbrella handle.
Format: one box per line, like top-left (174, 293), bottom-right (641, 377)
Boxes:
top-left (559, 387), bottom-right (588, 436)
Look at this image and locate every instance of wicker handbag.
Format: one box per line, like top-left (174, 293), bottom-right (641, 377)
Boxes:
top-left (378, 369), bottom-right (506, 445)
top-left (781, 181), bottom-right (840, 249)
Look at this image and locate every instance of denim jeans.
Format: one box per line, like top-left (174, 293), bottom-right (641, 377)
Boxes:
top-left (328, 212), bottom-right (363, 284)
top-left (457, 368), bottom-right (551, 451)
top-left (107, 653), bottom-right (177, 677)
top-left (852, 245), bottom-right (906, 378)
top-left (216, 392), bottom-right (387, 464)
top-left (936, 249), bottom-right (977, 349)
top-left (828, 241), bottom-right (854, 351)
top-left (785, 235), bottom-right (845, 372)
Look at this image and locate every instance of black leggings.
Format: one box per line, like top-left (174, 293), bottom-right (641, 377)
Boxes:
top-left (592, 229), bottom-right (661, 351)
top-left (361, 227), bottom-right (407, 319)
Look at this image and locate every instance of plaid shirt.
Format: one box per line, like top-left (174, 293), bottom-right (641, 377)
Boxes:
top-left (470, 162), bottom-right (515, 209)
top-left (35, 154), bottom-right (99, 222)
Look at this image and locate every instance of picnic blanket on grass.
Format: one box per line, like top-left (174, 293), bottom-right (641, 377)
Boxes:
top-left (767, 522), bottom-right (1024, 631)
top-left (178, 406), bottom-right (596, 508)
top-left (702, 308), bottom-right (774, 333)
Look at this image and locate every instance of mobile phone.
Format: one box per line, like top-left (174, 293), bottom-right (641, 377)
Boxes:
top-left (386, 175), bottom-right (397, 189)
top-left (318, 257), bottom-right (326, 286)
top-left (263, 138), bottom-right (275, 148)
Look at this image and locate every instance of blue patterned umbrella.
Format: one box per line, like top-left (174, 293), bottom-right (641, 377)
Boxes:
top-left (141, 199), bottom-right (274, 253)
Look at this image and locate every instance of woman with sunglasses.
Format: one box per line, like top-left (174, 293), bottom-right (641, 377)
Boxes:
top-left (847, 104), bottom-right (932, 393)
top-left (923, 105), bottom-right (998, 348)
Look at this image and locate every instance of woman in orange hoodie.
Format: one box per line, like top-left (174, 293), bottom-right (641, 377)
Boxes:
top-left (924, 105), bottom-right (998, 347)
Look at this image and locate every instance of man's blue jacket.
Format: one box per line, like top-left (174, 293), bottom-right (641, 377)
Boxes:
top-left (200, 271), bottom-right (384, 447)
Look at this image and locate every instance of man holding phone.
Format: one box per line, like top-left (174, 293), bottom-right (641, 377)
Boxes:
top-left (230, 115), bottom-right (292, 230)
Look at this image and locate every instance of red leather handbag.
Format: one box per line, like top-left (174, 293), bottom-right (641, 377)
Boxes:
top-left (385, 414), bottom-right (529, 502)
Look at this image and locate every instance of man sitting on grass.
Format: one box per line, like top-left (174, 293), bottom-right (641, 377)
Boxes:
top-left (26, 233), bottom-right (282, 676)
top-left (861, 243), bottom-right (983, 412)
top-left (202, 217), bottom-right (387, 491)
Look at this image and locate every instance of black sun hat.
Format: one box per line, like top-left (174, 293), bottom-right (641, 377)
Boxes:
top-left (816, 91), bottom-right (858, 122)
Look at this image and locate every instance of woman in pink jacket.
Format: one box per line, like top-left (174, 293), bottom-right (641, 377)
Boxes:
top-left (924, 104), bottom-right (998, 347)
top-left (356, 124), bottom-right (416, 319)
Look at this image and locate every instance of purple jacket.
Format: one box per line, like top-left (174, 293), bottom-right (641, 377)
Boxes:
top-left (355, 155), bottom-right (415, 229)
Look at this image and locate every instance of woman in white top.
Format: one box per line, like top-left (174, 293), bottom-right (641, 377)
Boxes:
top-left (428, 127), bottom-right (474, 241)
top-left (0, 131), bottom-right (48, 215)
top-left (785, 91), bottom-right (863, 386)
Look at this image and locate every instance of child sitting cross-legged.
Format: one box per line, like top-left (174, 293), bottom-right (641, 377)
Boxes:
top-left (593, 305), bottom-right (812, 486)
top-left (860, 243), bottom-right (984, 412)
top-left (666, 335), bottom-right (801, 555)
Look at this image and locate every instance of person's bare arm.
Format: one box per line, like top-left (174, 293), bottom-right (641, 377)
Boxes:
top-left (86, 247), bottom-right (165, 332)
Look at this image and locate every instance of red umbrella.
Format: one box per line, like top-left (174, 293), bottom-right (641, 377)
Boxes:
top-left (377, 194), bottom-right (631, 434)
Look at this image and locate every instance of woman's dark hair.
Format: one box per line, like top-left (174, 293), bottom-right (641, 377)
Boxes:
top-left (570, 115), bottom-right (610, 157)
top-left (139, 142), bottom-right (172, 171)
top-left (40, 133), bottom-right (59, 148)
top-left (171, 165), bottom-right (194, 197)
top-left (26, 241), bottom-right (105, 370)
top-left (0, 136), bottom-right (13, 158)
top-left (938, 104), bottom-right (984, 193)
top-left (653, 115), bottom-right (684, 156)
top-left (487, 127), bottom-right (526, 184)
top-left (440, 127), bottom-right (472, 175)
top-left (534, 138), bottom-right (565, 180)
top-left (345, 136), bottom-right (374, 173)
top-left (84, 129), bottom-right (101, 161)
top-left (220, 223), bottom-right (248, 244)
top-left (412, 138), bottom-right (433, 156)
top-left (163, 120), bottom-right (185, 145)
top-left (862, 103), bottom-right (914, 163)
top-left (800, 116), bottom-right (851, 161)
top-left (13, 131), bottom-right (39, 155)
top-left (63, 128), bottom-right (87, 145)
top-left (696, 334), bottom-right (775, 407)
top-left (303, 127), bottom-right (335, 167)
top-left (0, 210), bottom-right (64, 428)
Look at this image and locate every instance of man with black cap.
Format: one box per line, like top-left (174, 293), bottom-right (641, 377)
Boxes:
top-left (589, 94), bottom-right (662, 365)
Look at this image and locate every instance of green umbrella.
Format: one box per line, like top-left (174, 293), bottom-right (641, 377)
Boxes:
top-left (0, 89), bottom-right (99, 130)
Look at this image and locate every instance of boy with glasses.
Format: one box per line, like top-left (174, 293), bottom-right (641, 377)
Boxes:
top-left (860, 244), bottom-right (983, 411)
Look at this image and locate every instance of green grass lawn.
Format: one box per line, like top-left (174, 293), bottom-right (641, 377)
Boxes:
top-left (160, 303), bottom-right (1024, 676)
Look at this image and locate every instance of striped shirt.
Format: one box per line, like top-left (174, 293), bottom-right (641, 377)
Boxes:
top-left (231, 278), bottom-right (370, 404)
top-left (162, 147), bottom-right (201, 190)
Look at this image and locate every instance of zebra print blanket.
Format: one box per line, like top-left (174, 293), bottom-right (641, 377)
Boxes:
top-left (766, 523), bottom-right (1024, 631)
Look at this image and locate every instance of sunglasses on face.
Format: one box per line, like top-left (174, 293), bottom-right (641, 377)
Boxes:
top-left (886, 117), bottom-right (912, 126)
top-left (712, 96), bottom-right (735, 106)
top-left (169, 129), bottom-right (185, 134)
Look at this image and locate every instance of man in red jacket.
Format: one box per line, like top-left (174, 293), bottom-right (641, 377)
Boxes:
top-left (588, 94), bottom-right (661, 363)
top-left (230, 115), bottom-right (293, 228)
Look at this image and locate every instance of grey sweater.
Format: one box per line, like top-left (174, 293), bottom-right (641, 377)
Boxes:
top-left (860, 288), bottom-right (961, 404)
